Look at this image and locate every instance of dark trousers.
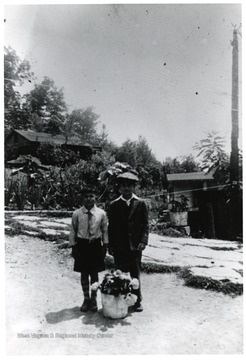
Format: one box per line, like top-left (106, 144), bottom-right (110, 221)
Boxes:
top-left (114, 250), bottom-right (142, 302)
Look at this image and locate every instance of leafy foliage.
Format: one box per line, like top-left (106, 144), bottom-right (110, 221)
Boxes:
top-left (94, 269), bottom-right (139, 296)
top-left (41, 151), bottom-right (115, 210)
top-left (193, 131), bottom-right (230, 184)
top-left (162, 154), bottom-right (200, 174)
top-left (4, 169), bottom-right (15, 207)
top-left (4, 46), bottom-right (34, 132)
top-left (115, 136), bottom-right (162, 190)
top-left (23, 77), bottom-right (67, 134)
top-left (12, 174), bottom-right (28, 210)
top-left (64, 107), bottom-right (99, 143)
top-left (6, 155), bottom-right (51, 209)
top-left (169, 195), bottom-right (189, 212)
top-left (115, 136), bottom-right (160, 168)
top-left (35, 142), bottom-right (81, 166)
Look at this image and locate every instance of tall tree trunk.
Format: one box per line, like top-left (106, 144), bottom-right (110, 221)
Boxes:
top-left (230, 29), bottom-right (240, 240)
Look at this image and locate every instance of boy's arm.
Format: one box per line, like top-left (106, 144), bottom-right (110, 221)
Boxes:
top-left (68, 212), bottom-right (78, 248)
top-left (101, 212), bottom-right (109, 245)
top-left (107, 204), bottom-right (114, 247)
top-left (107, 204), bottom-right (115, 255)
top-left (138, 201), bottom-right (149, 250)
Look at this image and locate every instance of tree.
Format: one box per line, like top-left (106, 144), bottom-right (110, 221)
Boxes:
top-left (115, 136), bottom-right (162, 190)
top-left (193, 131), bottom-right (230, 184)
top-left (116, 136), bottom-right (160, 168)
top-left (179, 155), bottom-right (200, 173)
top-left (162, 155), bottom-right (200, 174)
top-left (115, 139), bottom-right (137, 167)
top-left (24, 76), bottom-right (67, 134)
top-left (162, 157), bottom-right (181, 174)
top-left (64, 107), bottom-right (99, 143)
top-left (95, 124), bottom-right (118, 154)
top-left (4, 46), bottom-right (34, 132)
top-left (135, 136), bottom-right (157, 167)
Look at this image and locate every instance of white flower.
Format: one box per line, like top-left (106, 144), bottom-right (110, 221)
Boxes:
top-left (125, 294), bottom-right (136, 307)
top-left (114, 269), bottom-right (122, 277)
top-left (91, 282), bottom-right (100, 292)
top-left (120, 272), bottom-right (132, 281)
top-left (130, 278), bottom-right (139, 290)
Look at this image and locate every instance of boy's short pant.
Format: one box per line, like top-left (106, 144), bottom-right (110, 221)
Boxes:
top-left (73, 237), bottom-right (105, 273)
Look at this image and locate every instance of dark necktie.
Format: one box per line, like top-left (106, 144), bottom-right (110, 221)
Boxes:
top-left (87, 211), bottom-right (93, 238)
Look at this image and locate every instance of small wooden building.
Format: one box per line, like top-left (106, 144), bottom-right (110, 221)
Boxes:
top-left (5, 129), bottom-right (101, 159)
top-left (166, 171), bottom-right (241, 240)
top-left (166, 171), bottom-right (220, 238)
top-left (166, 172), bottom-right (214, 211)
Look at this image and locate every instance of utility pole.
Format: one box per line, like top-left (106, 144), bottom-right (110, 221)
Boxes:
top-left (229, 28), bottom-right (240, 240)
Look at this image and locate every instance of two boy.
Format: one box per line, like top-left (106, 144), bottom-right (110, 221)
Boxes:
top-left (69, 172), bottom-right (149, 312)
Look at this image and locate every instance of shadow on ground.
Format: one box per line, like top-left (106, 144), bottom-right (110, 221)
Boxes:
top-left (45, 306), bottom-right (133, 331)
top-left (81, 309), bottom-right (133, 332)
top-left (45, 306), bottom-right (82, 324)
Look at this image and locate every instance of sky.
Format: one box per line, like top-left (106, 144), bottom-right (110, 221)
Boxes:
top-left (3, 1), bottom-right (242, 162)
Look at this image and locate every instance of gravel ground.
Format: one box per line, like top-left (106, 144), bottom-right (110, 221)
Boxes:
top-left (5, 234), bottom-right (243, 355)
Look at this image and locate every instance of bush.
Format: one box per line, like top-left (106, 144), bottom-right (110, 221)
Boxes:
top-left (12, 173), bottom-right (28, 210)
top-left (35, 142), bottom-right (81, 166)
top-left (4, 169), bottom-right (15, 207)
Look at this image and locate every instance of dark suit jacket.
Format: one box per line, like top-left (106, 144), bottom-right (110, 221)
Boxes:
top-left (108, 196), bottom-right (149, 251)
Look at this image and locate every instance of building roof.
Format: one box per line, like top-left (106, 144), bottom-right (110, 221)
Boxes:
top-left (12, 129), bottom-right (92, 148)
top-left (167, 172), bottom-right (214, 182)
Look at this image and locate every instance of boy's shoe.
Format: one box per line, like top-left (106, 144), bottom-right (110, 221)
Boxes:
top-left (133, 301), bottom-right (143, 312)
top-left (90, 298), bottom-right (98, 312)
top-left (80, 299), bottom-right (90, 312)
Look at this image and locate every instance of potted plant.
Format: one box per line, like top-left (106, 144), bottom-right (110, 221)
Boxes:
top-left (91, 269), bottom-right (139, 319)
top-left (169, 195), bottom-right (189, 227)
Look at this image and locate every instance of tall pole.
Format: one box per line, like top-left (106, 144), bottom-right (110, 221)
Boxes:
top-left (229, 29), bottom-right (240, 240)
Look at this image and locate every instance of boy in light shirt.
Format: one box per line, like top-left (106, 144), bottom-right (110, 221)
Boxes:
top-left (69, 187), bottom-right (108, 312)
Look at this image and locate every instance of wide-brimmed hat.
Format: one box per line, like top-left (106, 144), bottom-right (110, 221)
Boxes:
top-left (117, 172), bottom-right (139, 183)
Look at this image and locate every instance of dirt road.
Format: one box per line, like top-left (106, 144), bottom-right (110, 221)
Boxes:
top-left (5, 234), bottom-right (243, 355)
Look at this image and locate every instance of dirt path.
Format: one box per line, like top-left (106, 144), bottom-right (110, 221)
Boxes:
top-left (5, 234), bottom-right (243, 355)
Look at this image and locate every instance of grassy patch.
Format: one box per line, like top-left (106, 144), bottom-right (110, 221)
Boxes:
top-left (5, 219), bottom-right (24, 236)
top-left (177, 268), bottom-right (243, 297)
top-left (104, 260), bottom-right (243, 296)
top-left (142, 262), bottom-right (182, 274)
top-left (5, 218), bottom-right (69, 243)
top-left (209, 246), bottom-right (238, 251)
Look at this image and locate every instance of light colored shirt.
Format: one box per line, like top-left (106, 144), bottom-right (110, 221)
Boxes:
top-left (118, 193), bottom-right (139, 206)
top-left (69, 205), bottom-right (108, 247)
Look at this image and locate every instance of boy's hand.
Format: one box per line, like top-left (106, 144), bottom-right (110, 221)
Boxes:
top-left (137, 243), bottom-right (146, 251)
top-left (102, 244), bottom-right (107, 258)
top-left (71, 246), bottom-right (77, 259)
top-left (108, 245), bottom-right (114, 256)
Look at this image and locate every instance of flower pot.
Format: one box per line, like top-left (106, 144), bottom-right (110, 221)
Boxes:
top-left (101, 293), bottom-right (128, 319)
top-left (170, 211), bottom-right (188, 227)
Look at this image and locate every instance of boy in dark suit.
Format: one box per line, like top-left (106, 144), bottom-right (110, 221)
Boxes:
top-left (108, 172), bottom-right (149, 311)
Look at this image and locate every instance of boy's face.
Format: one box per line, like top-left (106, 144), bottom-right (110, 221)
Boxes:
top-left (83, 193), bottom-right (96, 208)
top-left (120, 181), bottom-right (135, 197)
